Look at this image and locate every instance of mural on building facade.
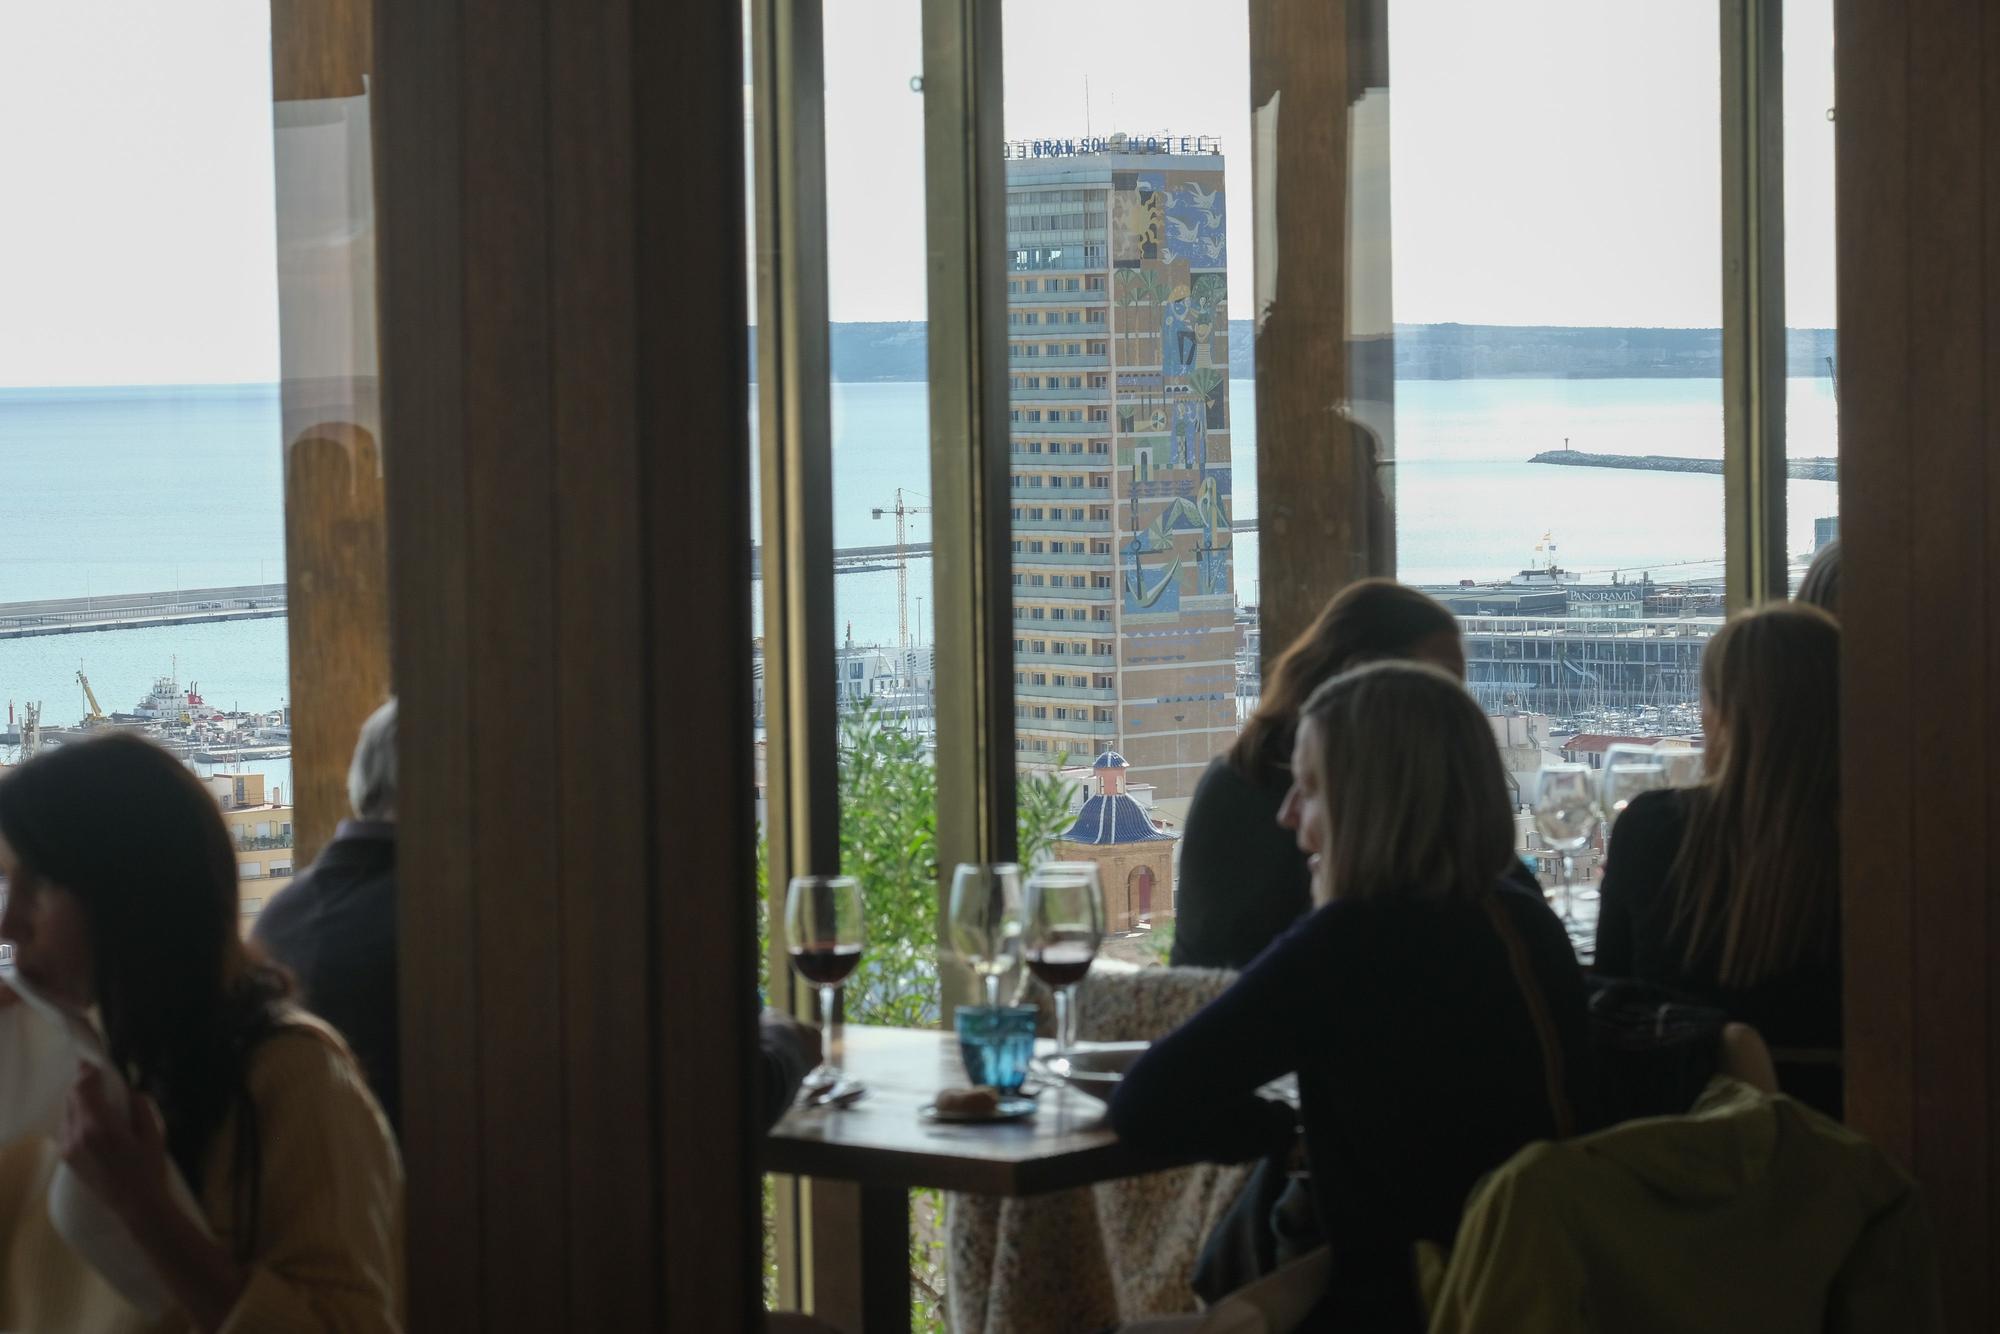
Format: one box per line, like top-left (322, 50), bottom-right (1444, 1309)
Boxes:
top-left (1114, 169), bottom-right (1234, 618)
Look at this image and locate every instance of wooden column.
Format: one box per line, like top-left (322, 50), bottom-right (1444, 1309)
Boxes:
top-left (1837, 0), bottom-right (2000, 1323)
top-left (1248, 0), bottom-right (1393, 668)
top-left (269, 0), bottom-right (389, 866)
top-left (378, 0), bottom-right (761, 1327)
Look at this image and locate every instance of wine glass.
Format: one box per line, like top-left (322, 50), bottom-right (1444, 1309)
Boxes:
top-left (1599, 744), bottom-right (1667, 834)
top-left (948, 862), bottom-right (1024, 1009)
top-left (1531, 765), bottom-right (1601, 921)
top-left (784, 874), bottom-right (865, 1086)
top-left (1655, 744), bottom-right (1707, 788)
top-left (1023, 862), bottom-right (1104, 1068)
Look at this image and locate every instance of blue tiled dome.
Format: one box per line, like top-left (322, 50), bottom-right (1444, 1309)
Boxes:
top-left (1060, 793), bottom-right (1174, 845)
top-left (1091, 749), bottom-right (1130, 770)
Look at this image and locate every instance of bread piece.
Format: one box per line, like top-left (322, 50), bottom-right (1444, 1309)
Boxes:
top-left (933, 1086), bottom-right (1001, 1117)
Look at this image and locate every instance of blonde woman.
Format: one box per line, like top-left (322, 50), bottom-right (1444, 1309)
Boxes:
top-left (1595, 602), bottom-right (1842, 1115)
top-left (1111, 663), bottom-right (1591, 1332)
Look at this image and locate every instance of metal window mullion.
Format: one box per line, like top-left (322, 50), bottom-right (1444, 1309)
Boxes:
top-left (1722, 0), bottom-right (1789, 610)
top-left (922, 0), bottom-right (1015, 1014)
top-left (750, 0), bottom-right (837, 1313)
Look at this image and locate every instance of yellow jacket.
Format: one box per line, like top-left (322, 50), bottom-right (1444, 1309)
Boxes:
top-left (0, 1012), bottom-right (404, 1333)
top-left (1427, 1078), bottom-right (1940, 1334)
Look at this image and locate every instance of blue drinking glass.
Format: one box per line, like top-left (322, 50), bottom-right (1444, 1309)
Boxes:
top-left (955, 1004), bottom-right (1037, 1093)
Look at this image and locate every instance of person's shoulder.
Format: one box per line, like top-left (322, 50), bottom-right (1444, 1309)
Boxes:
top-left (1621, 786), bottom-right (1692, 836)
top-left (248, 1011), bottom-right (374, 1110)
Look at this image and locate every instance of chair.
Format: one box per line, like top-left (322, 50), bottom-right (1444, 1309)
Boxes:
top-left (946, 965), bottom-right (1252, 1334)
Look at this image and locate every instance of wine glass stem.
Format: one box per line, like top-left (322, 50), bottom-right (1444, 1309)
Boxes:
top-left (1053, 986), bottom-right (1072, 1064)
top-left (819, 983), bottom-right (840, 1078)
top-left (984, 972), bottom-right (1000, 1010)
top-left (1559, 853), bottom-right (1575, 920)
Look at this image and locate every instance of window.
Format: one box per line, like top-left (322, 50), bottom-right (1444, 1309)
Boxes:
top-left (1092, 608), bottom-right (1111, 622)
top-left (1089, 506), bottom-right (1109, 520)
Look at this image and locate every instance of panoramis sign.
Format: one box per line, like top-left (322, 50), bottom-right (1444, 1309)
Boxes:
top-left (1003, 134), bottom-right (1221, 160)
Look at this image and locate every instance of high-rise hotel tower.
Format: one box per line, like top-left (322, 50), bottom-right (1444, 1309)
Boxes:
top-left (1006, 136), bottom-right (1236, 799)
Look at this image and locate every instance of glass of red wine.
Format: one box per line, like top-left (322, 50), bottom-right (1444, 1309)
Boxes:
top-left (1023, 862), bottom-right (1105, 1068)
top-left (785, 874), bottom-right (865, 1085)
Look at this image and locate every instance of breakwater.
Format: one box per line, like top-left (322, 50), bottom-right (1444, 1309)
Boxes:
top-left (1529, 450), bottom-right (1838, 482)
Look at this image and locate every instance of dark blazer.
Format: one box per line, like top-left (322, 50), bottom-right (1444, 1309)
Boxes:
top-left (253, 823), bottom-right (400, 1135)
top-left (1116, 885), bottom-right (1594, 1331)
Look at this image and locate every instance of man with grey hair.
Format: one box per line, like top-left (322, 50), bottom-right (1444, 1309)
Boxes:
top-left (254, 697), bottom-right (402, 1133)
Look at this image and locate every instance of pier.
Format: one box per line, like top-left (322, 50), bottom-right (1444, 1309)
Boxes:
top-left (748, 520), bottom-right (1259, 579)
top-left (0, 583), bottom-right (287, 640)
top-left (1529, 450), bottom-right (1838, 481)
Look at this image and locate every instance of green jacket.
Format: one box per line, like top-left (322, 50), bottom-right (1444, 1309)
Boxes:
top-left (1426, 1078), bottom-right (1940, 1334)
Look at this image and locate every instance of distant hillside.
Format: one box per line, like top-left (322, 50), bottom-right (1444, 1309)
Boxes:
top-left (748, 321), bottom-right (1837, 383)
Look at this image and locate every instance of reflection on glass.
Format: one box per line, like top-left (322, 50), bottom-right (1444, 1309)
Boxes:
top-left (1391, 1), bottom-right (1724, 865)
top-left (1785, 0), bottom-right (1839, 568)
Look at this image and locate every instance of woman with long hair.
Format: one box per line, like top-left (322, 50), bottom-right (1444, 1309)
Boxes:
top-left (0, 732), bottom-right (402, 1333)
top-left (1113, 663), bottom-right (1591, 1330)
top-left (1595, 602), bottom-right (1842, 1115)
top-left (1171, 579), bottom-right (1465, 969)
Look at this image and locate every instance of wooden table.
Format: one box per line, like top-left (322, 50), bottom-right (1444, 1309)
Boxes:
top-left (763, 1025), bottom-right (1175, 1331)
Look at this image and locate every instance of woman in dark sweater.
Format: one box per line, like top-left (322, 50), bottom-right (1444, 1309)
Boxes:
top-left (1171, 579), bottom-right (1464, 970)
top-left (1596, 603), bottom-right (1843, 1116)
top-left (1114, 663), bottom-right (1591, 1331)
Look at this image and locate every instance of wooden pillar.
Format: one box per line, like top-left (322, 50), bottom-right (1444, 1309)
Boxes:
top-left (378, 0), bottom-right (761, 1327)
top-left (1248, 0), bottom-right (1393, 668)
top-left (1837, 0), bottom-right (2000, 1322)
top-left (268, 0), bottom-right (390, 867)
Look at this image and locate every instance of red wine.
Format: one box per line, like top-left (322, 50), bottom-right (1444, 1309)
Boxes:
top-left (1026, 939), bottom-right (1096, 988)
top-left (789, 943), bottom-right (862, 986)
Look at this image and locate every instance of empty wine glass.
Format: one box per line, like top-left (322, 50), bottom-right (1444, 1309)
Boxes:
top-left (948, 862), bottom-right (1024, 1009)
top-left (1600, 744), bottom-right (1667, 834)
top-left (1023, 862), bottom-right (1104, 1067)
top-left (1532, 765), bottom-right (1601, 921)
top-left (784, 874), bottom-right (865, 1086)
top-left (1655, 744), bottom-right (1707, 788)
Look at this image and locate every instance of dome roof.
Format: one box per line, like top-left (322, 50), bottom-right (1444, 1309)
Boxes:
top-left (1060, 792), bottom-right (1175, 845)
top-left (1091, 749), bottom-right (1130, 770)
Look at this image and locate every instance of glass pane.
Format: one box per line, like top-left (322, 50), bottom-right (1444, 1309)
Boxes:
top-left (1786, 0), bottom-right (1839, 582)
top-left (1002, 1), bottom-right (1255, 960)
top-left (0, 6), bottom-right (291, 928)
top-left (1391, 2), bottom-right (1724, 911)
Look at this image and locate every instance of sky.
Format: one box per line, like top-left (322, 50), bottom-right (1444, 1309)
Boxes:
top-left (0, 0), bottom-right (1835, 388)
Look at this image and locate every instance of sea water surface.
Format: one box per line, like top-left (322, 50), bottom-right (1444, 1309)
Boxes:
top-left (0, 375), bottom-right (1838, 733)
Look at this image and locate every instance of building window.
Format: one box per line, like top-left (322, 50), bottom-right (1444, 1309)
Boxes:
top-left (1093, 608), bottom-right (1111, 622)
top-left (1029, 540), bottom-right (1044, 552)
top-left (1093, 574), bottom-right (1110, 588)
top-left (1066, 343), bottom-right (1081, 355)
top-left (1032, 707), bottom-right (1048, 719)
top-left (1090, 506), bottom-right (1109, 520)
top-left (1091, 440), bottom-right (1108, 453)
top-left (1055, 707), bottom-right (1069, 720)
top-left (1086, 275), bottom-right (1104, 291)
top-left (1092, 540), bottom-right (1111, 554)
top-left (1087, 340), bottom-right (1107, 355)
top-left (1030, 608), bottom-right (1044, 619)
top-left (1052, 643), bottom-right (1067, 655)
top-left (1095, 675), bottom-right (1113, 689)
top-left (1032, 640), bottom-right (1046, 652)
top-left (1087, 309), bottom-right (1105, 323)
top-left (1089, 407), bottom-right (1108, 422)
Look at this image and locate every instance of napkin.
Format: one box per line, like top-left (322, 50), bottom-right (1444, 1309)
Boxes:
top-left (0, 964), bottom-right (212, 1319)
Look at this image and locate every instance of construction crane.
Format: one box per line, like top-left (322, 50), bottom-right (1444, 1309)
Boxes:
top-left (76, 668), bottom-right (108, 728)
top-left (871, 488), bottom-right (932, 653)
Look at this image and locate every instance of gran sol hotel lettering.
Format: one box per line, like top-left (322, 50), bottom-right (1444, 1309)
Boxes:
top-left (1005, 135), bottom-right (1235, 799)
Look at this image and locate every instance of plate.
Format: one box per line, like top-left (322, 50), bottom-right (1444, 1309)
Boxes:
top-left (1032, 1040), bottom-right (1151, 1105)
top-left (920, 1095), bottom-right (1038, 1124)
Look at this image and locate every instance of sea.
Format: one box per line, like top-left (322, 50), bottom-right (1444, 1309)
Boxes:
top-left (0, 375), bottom-right (1840, 759)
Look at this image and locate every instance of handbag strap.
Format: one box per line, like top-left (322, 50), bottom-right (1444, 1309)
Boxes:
top-left (1484, 895), bottom-right (1577, 1139)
